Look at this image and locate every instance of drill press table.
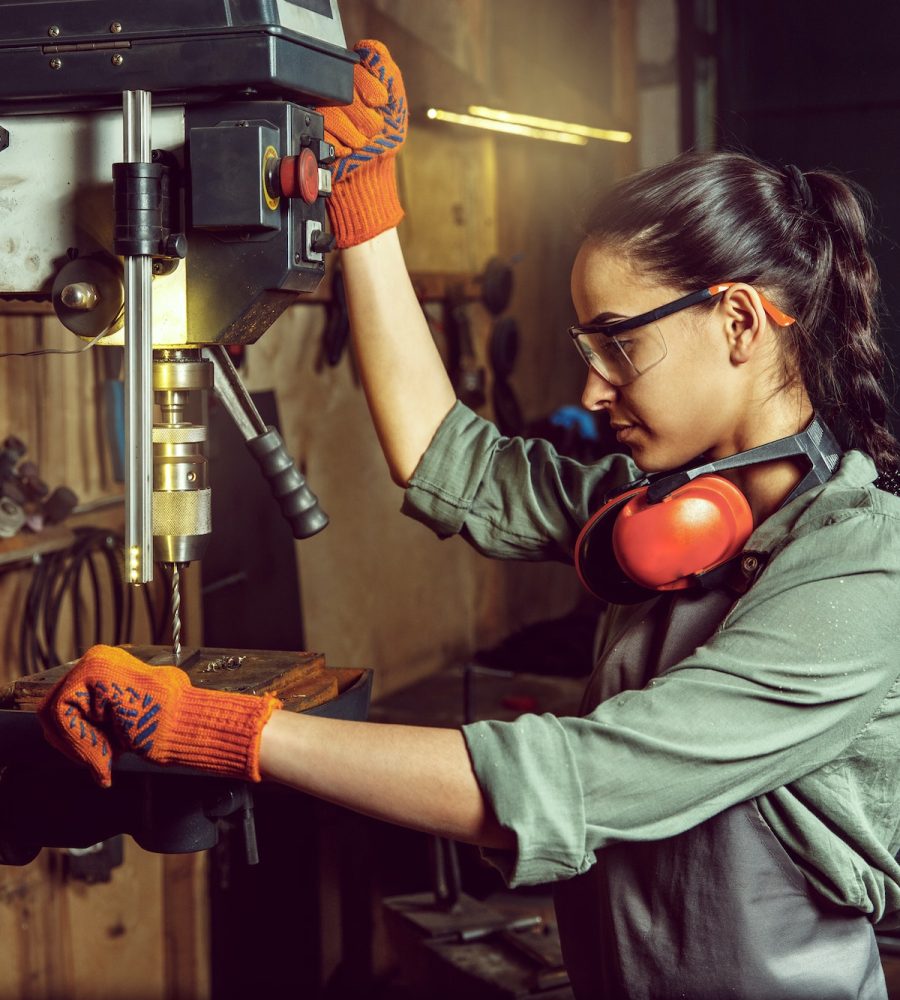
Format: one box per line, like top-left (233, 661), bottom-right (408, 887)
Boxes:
top-left (0, 646), bottom-right (371, 864)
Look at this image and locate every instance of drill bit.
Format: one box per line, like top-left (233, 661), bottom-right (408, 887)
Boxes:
top-left (170, 562), bottom-right (182, 665)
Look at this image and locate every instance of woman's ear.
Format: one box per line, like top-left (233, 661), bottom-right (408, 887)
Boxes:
top-left (720, 284), bottom-right (768, 364)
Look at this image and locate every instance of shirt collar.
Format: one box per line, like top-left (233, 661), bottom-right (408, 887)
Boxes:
top-left (747, 450), bottom-right (877, 553)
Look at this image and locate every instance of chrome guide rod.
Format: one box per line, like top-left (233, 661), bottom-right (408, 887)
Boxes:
top-left (123, 89), bottom-right (154, 584)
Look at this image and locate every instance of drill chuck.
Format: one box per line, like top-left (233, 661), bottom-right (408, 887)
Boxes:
top-left (152, 351), bottom-right (213, 564)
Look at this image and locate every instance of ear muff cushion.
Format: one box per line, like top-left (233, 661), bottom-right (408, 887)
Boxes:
top-left (575, 487), bottom-right (661, 604)
top-left (612, 474), bottom-right (753, 590)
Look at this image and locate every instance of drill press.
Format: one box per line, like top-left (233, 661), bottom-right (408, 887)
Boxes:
top-left (0, 1), bottom-right (353, 660)
top-left (0, 0), bottom-right (375, 866)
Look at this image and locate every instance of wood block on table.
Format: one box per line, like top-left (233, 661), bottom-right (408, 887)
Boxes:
top-left (6, 645), bottom-right (362, 714)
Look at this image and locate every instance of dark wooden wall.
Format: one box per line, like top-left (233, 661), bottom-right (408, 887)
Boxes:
top-left (0, 2), bottom-right (637, 994)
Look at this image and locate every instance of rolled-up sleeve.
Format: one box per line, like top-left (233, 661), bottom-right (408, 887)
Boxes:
top-left (402, 401), bottom-right (637, 560)
top-left (463, 509), bottom-right (900, 887)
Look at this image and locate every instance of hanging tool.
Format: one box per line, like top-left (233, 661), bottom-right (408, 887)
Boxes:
top-left (489, 315), bottom-right (524, 436)
top-left (321, 266), bottom-right (351, 367)
top-left (444, 288), bottom-right (486, 409)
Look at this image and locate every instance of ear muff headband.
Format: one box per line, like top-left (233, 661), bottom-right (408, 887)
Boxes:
top-left (575, 414), bottom-right (842, 604)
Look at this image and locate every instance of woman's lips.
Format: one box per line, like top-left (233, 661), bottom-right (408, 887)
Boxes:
top-left (611, 423), bottom-right (639, 443)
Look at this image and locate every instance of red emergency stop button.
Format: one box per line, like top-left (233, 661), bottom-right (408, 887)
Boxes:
top-left (278, 148), bottom-right (320, 204)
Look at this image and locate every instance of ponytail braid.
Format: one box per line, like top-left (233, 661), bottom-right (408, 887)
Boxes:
top-left (800, 171), bottom-right (899, 472)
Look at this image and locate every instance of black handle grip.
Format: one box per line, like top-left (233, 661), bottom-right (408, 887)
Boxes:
top-left (247, 427), bottom-right (329, 539)
top-left (242, 801), bottom-right (259, 866)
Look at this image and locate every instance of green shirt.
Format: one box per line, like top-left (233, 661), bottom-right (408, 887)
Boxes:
top-left (403, 402), bottom-right (900, 923)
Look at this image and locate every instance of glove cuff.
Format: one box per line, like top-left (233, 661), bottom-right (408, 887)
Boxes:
top-left (155, 686), bottom-right (283, 781)
top-left (327, 154), bottom-right (404, 249)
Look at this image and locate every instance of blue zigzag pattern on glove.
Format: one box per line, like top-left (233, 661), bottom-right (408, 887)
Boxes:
top-left (65, 691), bottom-right (111, 777)
top-left (67, 679), bottom-right (159, 760)
top-left (334, 47), bottom-right (407, 183)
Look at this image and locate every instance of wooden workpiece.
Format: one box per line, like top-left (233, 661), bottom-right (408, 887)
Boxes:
top-left (4, 644), bottom-right (366, 714)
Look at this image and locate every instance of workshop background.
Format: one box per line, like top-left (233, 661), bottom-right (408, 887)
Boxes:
top-left (3, 1), bottom-right (900, 998)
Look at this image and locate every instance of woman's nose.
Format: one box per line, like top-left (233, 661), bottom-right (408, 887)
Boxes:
top-left (581, 367), bottom-right (618, 410)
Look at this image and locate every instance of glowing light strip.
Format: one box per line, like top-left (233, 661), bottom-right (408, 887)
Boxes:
top-left (425, 108), bottom-right (588, 146)
top-left (468, 105), bottom-right (632, 144)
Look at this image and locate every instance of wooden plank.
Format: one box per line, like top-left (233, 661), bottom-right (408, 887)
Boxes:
top-left (0, 809), bottom-right (211, 997)
top-left (612, 0), bottom-right (639, 177)
top-left (178, 646), bottom-right (326, 694)
top-left (0, 855), bottom-right (68, 998)
top-left (0, 312), bottom-right (119, 507)
top-left (0, 829), bottom-right (205, 1000)
top-left (8, 645), bottom-right (354, 712)
top-left (0, 567), bottom-right (30, 691)
top-left (0, 523), bottom-right (77, 569)
top-left (0, 503), bottom-right (129, 572)
top-left (163, 852), bottom-right (210, 1000)
top-left (63, 839), bottom-right (168, 1000)
top-left (0, 299), bottom-right (54, 316)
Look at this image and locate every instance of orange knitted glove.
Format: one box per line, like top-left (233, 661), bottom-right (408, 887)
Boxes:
top-left (37, 645), bottom-right (282, 788)
top-left (320, 40), bottom-right (408, 248)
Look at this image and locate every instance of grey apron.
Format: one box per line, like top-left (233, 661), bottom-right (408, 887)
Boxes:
top-left (554, 588), bottom-right (887, 1000)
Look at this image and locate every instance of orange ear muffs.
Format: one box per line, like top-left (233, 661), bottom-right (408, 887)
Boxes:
top-left (575, 475), bottom-right (753, 603)
top-left (575, 414), bottom-right (843, 604)
top-left (612, 475), bottom-right (753, 590)
top-left (575, 486), bottom-right (650, 604)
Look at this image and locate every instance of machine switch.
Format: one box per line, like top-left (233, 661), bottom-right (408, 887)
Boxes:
top-left (304, 219), bottom-right (326, 262)
top-left (310, 229), bottom-right (336, 255)
top-left (317, 139), bottom-right (336, 165)
top-left (277, 147), bottom-right (321, 203)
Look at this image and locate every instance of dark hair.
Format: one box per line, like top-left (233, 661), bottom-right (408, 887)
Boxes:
top-left (584, 150), bottom-right (899, 473)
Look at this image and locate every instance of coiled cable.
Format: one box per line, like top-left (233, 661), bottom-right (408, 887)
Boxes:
top-left (17, 526), bottom-right (166, 675)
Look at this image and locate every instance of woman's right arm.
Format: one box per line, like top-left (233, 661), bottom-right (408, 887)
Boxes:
top-left (341, 229), bottom-right (457, 487)
top-left (319, 41), bottom-right (456, 486)
top-left (321, 41), bottom-right (634, 543)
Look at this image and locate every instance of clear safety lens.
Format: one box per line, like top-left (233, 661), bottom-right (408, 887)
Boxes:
top-left (572, 322), bottom-right (667, 386)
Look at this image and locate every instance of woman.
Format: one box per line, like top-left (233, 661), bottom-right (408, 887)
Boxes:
top-left (40, 42), bottom-right (900, 999)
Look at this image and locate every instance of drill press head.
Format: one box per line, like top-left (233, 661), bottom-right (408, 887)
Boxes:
top-left (0, 1), bottom-right (351, 579)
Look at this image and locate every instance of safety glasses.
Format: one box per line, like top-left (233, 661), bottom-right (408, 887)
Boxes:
top-left (568, 282), bottom-right (796, 386)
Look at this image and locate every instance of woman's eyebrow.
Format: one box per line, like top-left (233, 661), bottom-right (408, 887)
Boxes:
top-left (586, 310), bottom-right (626, 325)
